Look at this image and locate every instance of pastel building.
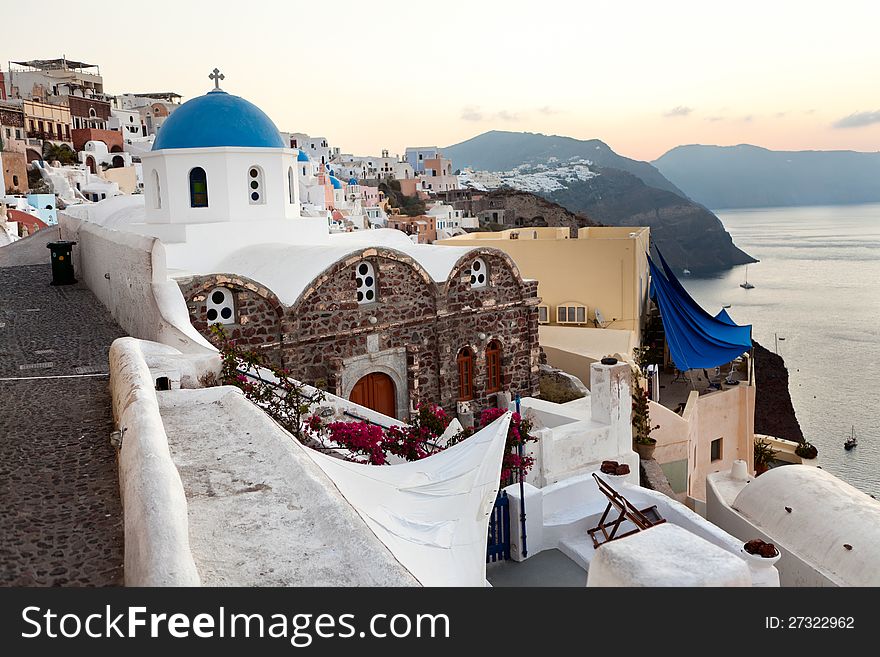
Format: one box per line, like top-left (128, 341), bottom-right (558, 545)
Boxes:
top-left (438, 226), bottom-right (651, 360)
top-left (26, 193), bottom-right (57, 225)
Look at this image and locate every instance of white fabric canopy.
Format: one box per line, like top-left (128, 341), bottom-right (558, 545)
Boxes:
top-left (305, 413), bottom-right (511, 587)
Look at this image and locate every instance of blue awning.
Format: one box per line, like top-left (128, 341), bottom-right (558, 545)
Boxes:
top-left (649, 252), bottom-right (752, 371)
top-left (715, 308), bottom-right (737, 326)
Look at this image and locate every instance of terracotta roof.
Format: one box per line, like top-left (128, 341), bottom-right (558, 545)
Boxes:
top-left (8, 210), bottom-right (50, 231)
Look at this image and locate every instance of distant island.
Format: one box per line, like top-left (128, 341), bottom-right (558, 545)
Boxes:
top-left (654, 144), bottom-right (880, 210)
top-left (445, 131), bottom-right (755, 273)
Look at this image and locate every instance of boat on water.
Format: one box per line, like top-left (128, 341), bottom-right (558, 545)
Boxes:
top-left (683, 268), bottom-right (691, 275)
top-left (740, 265), bottom-right (755, 289)
top-left (844, 426), bottom-right (857, 451)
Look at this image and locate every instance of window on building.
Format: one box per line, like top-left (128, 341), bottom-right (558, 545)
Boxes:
top-left (557, 303), bottom-right (588, 325)
top-left (206, 287), bottom-right (235, 325)
top-left (457, 348), bottom-right (474, 401)
top-left (12, 175), bottom-right (19, 187)
top-left (537, 305), bottom-right (549, 324)
top-left (288, 166), bottom-right (295, 204)
top-left (470, 257), bottom-right (488, 288)
top-left (356, 261), bottom-right (376, 304)
top-left (152, 170), bottom-right (161, 209)
top-left (486, 340), bottom-right (502, 393)
top-left (189, 167), bottom-right (208, 207)
top-left (248, 165), bottom-right (265, 204)
top-left (710, 438), bottom-right (723, 462)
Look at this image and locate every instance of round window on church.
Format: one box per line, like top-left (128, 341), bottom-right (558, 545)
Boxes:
top-left (356, 261), bottom-right (377, 305)
top-left (206, 287), bottom-right (236, 326)
top-left (247, 165), bottom-right (265, 205)
top-left (470, 257), bottom-right (489, 288)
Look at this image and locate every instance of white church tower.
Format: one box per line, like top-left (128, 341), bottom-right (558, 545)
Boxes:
top-left (131, 70), bottom-right (328, 267)
top-left (141, 70), bottom-right (303, 227)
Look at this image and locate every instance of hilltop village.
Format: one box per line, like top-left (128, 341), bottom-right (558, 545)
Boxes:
top-left (1, 59), bottom-right (878, 588)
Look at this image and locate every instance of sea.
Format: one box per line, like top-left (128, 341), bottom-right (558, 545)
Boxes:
top-left (680, 203), bottom-right (880, 499)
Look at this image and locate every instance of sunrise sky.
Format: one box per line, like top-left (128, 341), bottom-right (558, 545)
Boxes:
top-left (6, 0), bottom-right (880, 161)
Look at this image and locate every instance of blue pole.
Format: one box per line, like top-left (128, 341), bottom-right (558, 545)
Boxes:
top-left (515, 393), bottom-right (527, 558)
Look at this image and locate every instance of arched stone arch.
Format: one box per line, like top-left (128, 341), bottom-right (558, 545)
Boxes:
top-left (442, 247), bottom-right (527, 299)
top-left (341, 356), bottom-right (409, 420)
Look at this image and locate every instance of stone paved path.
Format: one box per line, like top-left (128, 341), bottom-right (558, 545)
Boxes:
top-left (0, 264), bottom-right (125, 586)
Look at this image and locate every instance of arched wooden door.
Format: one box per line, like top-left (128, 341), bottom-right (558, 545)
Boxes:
top-left (349, 372), bottom-right (396, 418)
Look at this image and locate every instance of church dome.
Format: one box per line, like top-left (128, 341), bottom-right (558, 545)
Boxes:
top-left (348, 177), bottom-right (358, 185)
top-left (297, 149), bottom-right (310, 162)
top-left (152, 89), bottom-right (285, 151)
top-left (329, 176), bottom-right (343, 190)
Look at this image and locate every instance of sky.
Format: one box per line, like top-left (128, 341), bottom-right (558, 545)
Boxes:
top-left (5, 0), bottom-right (880, 161)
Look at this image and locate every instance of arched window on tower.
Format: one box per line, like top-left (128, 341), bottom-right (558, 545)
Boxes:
top-left (189, 167), bottom-right (208, 208)
top-left (151, 169), bottom-right (161, 209)
top-left (457, 348), bottom-right (474, 401)
top-left (288, 166), bottom-right (295, 204)
top-left (248, 166), bottom-right (265, 205)
top-left (486, 340), bottom-right (502, 393)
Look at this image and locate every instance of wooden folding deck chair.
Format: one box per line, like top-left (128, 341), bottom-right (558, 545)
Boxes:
top-left (587, 472), bottom-right (666, 548)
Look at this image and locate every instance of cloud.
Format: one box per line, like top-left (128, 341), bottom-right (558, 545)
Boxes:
top-left (538, 105), bottom-right (559, 115)
top-left (705, 116), bottom-right (724, 122)
top-left (742, 115), bottom-right (754, 123)
top-left (460, 105), bottom-right (484, 121)
top-left (775, 111), bottom-right (787, 118)
top-left (494, 110), bottom-right (519, 122)
top-left (833, 110), bottom-right (880, 128)
top-left (663, 105), bottom-right (693, 118)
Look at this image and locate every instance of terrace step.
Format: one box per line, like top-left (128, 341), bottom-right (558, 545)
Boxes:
top-left (558, 533), bottom-right (597, 572)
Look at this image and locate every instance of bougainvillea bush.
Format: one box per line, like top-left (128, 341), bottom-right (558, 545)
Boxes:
top-left (212, 325), bottom-right (536, 485)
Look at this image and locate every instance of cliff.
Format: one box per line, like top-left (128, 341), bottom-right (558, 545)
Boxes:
top-left (753, 341), bottom-right (804, 444)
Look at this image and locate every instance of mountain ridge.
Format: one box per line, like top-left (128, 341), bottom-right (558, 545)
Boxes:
top-left (444, 131), bottom-right (754, 272)
top-left (653, 143), bottom-right (880, 209)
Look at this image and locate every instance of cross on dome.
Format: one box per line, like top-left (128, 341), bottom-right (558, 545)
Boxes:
top-left (209, 68), bottom-right (225, 91)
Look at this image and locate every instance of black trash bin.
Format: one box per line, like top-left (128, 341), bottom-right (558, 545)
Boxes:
top-left (47, 240), bottom-right (77, 285)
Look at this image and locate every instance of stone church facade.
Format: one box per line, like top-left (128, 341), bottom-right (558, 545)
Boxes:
top-left (178, 246), bottom-right (540, 421)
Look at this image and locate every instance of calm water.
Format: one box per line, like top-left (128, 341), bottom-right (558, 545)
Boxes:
top-left (681, 204), bottom-right (880, 499)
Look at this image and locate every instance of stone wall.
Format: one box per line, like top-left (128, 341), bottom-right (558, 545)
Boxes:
top-left (179, 273), bottom-right (283, 364)
top-left (179, 246), bottom-right (541, 419)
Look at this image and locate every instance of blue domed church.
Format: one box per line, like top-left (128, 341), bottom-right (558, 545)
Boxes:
top-left (130, 74), bottom-right (541, 422)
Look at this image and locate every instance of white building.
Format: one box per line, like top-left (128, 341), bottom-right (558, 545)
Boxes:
top-left (286, 132), bottom-right (337, 165)
top-left (108, 107), bottom-right (143, 140)
top-left (80, 140), bottom-right (133, 170)
top-left (405, 146), bottom-right (440, 173)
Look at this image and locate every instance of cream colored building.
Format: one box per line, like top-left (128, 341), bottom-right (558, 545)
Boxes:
top-left (438, 225), bottom-right (651, 352)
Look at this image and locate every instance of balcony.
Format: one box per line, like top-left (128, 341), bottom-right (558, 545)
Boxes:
top-left (26, 130), bottom-right (71, 143)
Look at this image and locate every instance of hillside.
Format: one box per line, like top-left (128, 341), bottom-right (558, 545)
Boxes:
top-left (545, 167), bottom-right (755, 272)
top-left (446, 130), bottom-right (685, 196)
top-left (654, 144), bottom-right (880, 209)
top-left (451, 188), bottom-right (601, 231)
top-left (445, 131), bottom-right (755, 272)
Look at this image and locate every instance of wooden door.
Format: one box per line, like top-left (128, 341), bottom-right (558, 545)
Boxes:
top-left (349, 372), bottom-right (396, 418)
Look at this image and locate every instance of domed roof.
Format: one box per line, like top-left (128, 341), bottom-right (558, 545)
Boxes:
top-left (152, 89), bottom-right (285, 151)
top-left (297, 149), bottom-right (310, 162)
top-left (329, 176), bottom-right (343, 190)
top-left (348, 177), bottom-right (358, 185)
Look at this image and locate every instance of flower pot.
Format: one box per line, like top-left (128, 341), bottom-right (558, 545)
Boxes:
top-left (599, 472), bottom-right (629, 488)
top-left (740, 546), bottom-right (781, 568)
top-left (635, 441), bottom-right (656, 460)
